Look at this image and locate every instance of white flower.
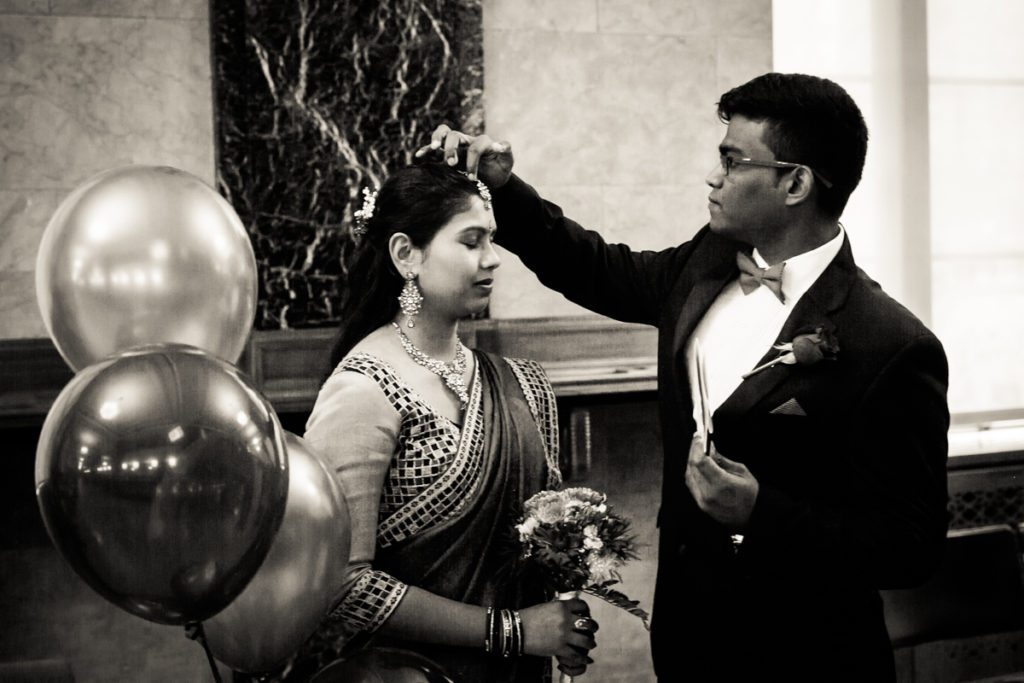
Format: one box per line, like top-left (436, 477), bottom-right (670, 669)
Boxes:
top-left (516, 517), bottom-right (539, 541)
top-left (534, 497), bottom-right (567, 524)
top-left (586, 553), bottom-right (620, 584)
top-left (583, 524), bottom-right (603, 550)
top-left (563, 487), bottom-right (606, 506)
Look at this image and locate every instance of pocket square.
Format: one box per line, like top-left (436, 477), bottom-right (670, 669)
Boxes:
top-left (770, 398), bottom-right (807, 416)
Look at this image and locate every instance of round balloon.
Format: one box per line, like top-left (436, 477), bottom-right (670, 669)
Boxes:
top-left (35, 343), bottom-right (288, 625)
top-left (35, 165), bottom-right (257, 371)
top-left (206, 432), bottom-right (352, 673)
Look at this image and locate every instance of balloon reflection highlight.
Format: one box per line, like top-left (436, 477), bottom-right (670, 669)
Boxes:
top-left (207, 433), bottom-right (352, 674)
top-left (35, 344), bottom-right (288, 625)
top-left (35, 166), bottom-right (257, 371)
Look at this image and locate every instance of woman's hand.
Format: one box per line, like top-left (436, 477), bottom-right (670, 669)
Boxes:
top-left (414, 124), bottom-right (514, 189)
top-left (518, 598), bottom-right (598, 677)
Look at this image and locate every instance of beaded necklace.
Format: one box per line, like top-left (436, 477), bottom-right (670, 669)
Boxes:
top-left (392, 323), bottom-right (469, 407)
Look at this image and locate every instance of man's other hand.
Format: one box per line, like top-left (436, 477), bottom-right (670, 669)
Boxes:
top-left (684, 434), bottom-right (759, 530)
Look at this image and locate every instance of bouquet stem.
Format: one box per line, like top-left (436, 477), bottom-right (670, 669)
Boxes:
top-left (556, 591), bottom-right (581, 683)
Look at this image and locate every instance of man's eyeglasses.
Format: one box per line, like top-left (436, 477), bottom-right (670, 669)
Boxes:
top-left (719, 154), bottom-right (834, 189)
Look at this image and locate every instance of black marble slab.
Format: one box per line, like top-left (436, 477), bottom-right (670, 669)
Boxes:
top-left (211, 0), bottom-right (484, 329)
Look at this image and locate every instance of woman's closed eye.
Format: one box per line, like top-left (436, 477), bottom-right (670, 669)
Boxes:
top-left (460, 227), bottom-right (496, 250)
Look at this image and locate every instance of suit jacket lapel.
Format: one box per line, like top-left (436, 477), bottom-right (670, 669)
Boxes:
top-left (716, 235), bottom-right (858, 419)
top-left (671, 239), bottom-right (739, 359)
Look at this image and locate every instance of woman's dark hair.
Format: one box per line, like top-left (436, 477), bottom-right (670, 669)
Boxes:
top-left (717, 72), bottom-right (869, 219)
top-left (328, 161), bottom-right (480, 368)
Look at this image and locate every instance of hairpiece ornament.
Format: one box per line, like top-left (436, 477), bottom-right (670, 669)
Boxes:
top-left (352, 186), bottom-right (378, 237)
top-left (459, 172), bottom-right (492, 210)
top-left (475, 179), bottom-right (492, 210)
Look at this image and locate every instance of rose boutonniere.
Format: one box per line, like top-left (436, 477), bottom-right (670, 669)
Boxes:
top-left (742, 325), bottom-right (839, 379)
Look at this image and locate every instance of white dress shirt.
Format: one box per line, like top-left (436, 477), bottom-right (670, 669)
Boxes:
top-left (687, 226), bottom-right (845, 429)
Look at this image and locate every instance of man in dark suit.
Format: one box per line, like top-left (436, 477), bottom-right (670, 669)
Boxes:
top-left (418, 73), bottom-right (949, 681)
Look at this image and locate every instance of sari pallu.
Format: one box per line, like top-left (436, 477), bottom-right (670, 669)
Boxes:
top-left (370, 351), bottom-right (555, 682)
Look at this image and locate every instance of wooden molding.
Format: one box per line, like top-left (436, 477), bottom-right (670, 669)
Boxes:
top-left (240, 316), bottom-right (658, 412)
top-left (0, 338), bottom-right (74, 423)
top-left (0, 316), bottom-right (657, 419)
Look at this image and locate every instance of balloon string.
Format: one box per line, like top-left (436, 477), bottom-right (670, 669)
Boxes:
top-left (185, 621), bottom-right (224, 683)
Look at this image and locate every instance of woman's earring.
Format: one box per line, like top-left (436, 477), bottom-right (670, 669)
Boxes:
top-left (398, 271), bottom-right (423, 328)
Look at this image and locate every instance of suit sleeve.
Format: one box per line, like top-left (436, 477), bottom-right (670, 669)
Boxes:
top-left (742, 333), bottom-right (950, 588)
top-left (492, 174), bottom-right (698, 326)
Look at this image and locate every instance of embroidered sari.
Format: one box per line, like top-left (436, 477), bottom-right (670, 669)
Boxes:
top-left (266, 350), bottom-right (560, 682)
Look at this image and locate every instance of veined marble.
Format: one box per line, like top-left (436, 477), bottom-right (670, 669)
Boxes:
top-left (211, 0), bottom-right (484, 330)
top-left (0, 5), bottom-right (213, 340)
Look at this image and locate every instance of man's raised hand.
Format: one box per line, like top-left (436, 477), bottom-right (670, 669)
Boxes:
top-left (414, 124), bottom-right (514, 189)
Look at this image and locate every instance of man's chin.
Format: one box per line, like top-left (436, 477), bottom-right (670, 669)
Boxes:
top-left (708, 218), bottom-right (729, 235)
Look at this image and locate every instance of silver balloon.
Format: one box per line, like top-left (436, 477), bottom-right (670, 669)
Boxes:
top-left (206, 432), bottom-right (352, 674)
top-left (35, 165), bottom-right (257, 371)
top-left (35, 343), bottom-right (289, 625)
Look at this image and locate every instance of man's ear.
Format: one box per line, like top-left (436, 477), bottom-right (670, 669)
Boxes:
top-left (783, 166), bottom-right (816, 208)
top-left (388, 232), bottom-right (422, 274)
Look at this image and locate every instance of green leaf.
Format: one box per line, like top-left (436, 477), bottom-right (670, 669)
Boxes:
top-left (584, 584), bottom-right (651, 631)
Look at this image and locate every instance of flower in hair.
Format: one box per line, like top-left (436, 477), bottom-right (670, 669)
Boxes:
top-left (352, 186), bottom-right (378, 237)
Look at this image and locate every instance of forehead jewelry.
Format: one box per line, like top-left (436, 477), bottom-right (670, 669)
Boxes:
top-left (459, 172), bottom-right (492, 210)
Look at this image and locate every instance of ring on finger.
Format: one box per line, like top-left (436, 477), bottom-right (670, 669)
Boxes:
top-left (573, 617), bottom-right (593, 632)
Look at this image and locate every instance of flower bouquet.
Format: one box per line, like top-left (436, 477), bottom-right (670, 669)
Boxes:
top-left (515, 487), bottom-right (650, 680)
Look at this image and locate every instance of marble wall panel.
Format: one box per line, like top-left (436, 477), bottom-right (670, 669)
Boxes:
top-left (0, 271), bottom-right (45, 338)
top-left (1, 0), bottom-right (772, 336)
top-left (0, 14), bottom-right (213, 190)
top-left (483, 0), bottom-right (771, 319)
top-left (484, 0), bottom-right (598, 32)
top-left (0, 0), bottom-right (48, 13)
top-left (484, 30), bottom-right (719, 188)
top-left (0, 190), bottom-right (63, 272)
top-left (711, 0), bottom-right (773, 39)
top-left (211, 0), bottom-right (484, 330)
top-left (0, 3), bottom-right (212, 340)
top-left (48, 0), bottom-right (207, 18)
top-left (597, 0), bottom-right (716, 35)
top-left (490, 184), bottom-right (604, 319)
top-left (600, 184), bottom-right (707, 250)
top-left (715, 36), bottom-right (774, 99)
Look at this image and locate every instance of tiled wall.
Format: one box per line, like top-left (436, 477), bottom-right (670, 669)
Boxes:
top-left (0, 0), bottom-right (771, 338)
top-left (483, 0), bottom-right (772, 318)
top-left (0, 0), bottom-right (214, 339)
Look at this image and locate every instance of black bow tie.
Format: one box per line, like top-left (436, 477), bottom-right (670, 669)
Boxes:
top-left (736, 251), bottom-right (786, 303)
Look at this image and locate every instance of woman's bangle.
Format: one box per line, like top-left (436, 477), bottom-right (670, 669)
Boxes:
top-left (484, 606), bottom-right (495, 654)
top-left (501, 609), bottom-right (513, 658)
top-left (512, 609), bottom-right (524, 657)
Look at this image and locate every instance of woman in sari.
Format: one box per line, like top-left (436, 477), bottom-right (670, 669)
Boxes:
top-left (283, 161), bottom-right (598, 682)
